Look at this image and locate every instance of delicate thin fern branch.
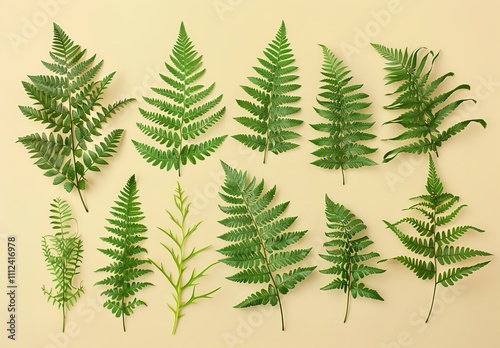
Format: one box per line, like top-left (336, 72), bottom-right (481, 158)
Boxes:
top-left (42, 197), bottom-right (84, 332)
top-left (371, 43), bottom-right (486, 162)
top-left (383, 155), bottom-right (491, 322)
top-left (311, 45), bottom-right (377, 184)
top-left (217, 161), bottom-right (316, 331)
top-left (149, 182), bottom-right (220, 334)
top-left (17, 23), bottom-right (135, 212)
top-left (95, 175), bottom-right (153, 332)
top-left (233, 21), bottom-right (302, 163)
top-left (319, 195), bottom-right (384, 322)
top-left (132, 22), bottom-right (227, 176)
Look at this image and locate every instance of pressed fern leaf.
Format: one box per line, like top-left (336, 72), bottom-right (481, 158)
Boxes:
top-left (149, 182), bottom-right (220, 334)
top-left (217, 161), bottom-right (316, 331)
top-left (383, 155), bottom-right (491, 322)
top-left (233, 21), bottom-right (302, 163)
top-left (371, 44), bottom-right (486, 162)
top-left (17, 23), bottom-right (135, 212)
top-left (132, 22), bottom-right (227, 176)
top-left (95, 175), bottom-right (153, 332)
top-left (42, 197), bottom-right (84, 332)
top-left (319, 195), bottom-right (384, 322)
top-left (311, 45), bottom-right (377, 184)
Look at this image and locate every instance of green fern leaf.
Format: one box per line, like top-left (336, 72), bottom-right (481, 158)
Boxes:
top-left (133, 22), bottom-right (227, 176)
top-left (310, 45), bottom-right (377, 184)
top-left (17, 23), bottom-right (134, 212)
top-left (371, 43), bottom-right (486, 162)
top-left (233, 21), bottom-right (302, 163)
top-left (42, 197), bottom-right (84, 332)
top-left (217, 161), bottom-right (315, 331)
top-left (95, 175), bottom-right (153, 332)
top-left (385, 155), bottom-right (491, 322)
top-left (319, 196), bottom-right (384, 322)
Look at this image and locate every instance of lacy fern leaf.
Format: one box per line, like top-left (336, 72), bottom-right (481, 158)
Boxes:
top-left (132, 22), bottom-right (227, 176)
top-left (148, 183), bottom-right (220, 334)
top-left (42, 197), bottom-right (84, 332)
top-left (383, 155), bottom-right (491, 322)
top-left (319, 195), bottom-right (384, 322)
top-left (311, 45), bottom-right (377, 184)
top-left (217, 161), bottom-right (315, 331)
top-left (17, 23), bottom-right (135, 212)
top-left (233, 21), bottom-right (302, 163)
top-left (95, 175), bottom-right (153, 332)
top-left (371, 44), bottom-right (486, 162)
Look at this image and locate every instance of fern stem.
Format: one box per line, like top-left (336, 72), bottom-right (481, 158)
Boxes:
top-left (426, 205), bottom-right (439, 323)
top-left (343, 290), bottom-right (350, 323)
top-left (341, 167), bottom-right (346, 186)
top-left (426, 279), bottom-right (438, 323)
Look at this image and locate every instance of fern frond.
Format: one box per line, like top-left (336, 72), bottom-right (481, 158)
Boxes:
top-left (133, 22), bottom-right (227, 176)
top-left (319, 196), bottom-right (384, 322)
top-left (310, 45), bottom-right (377, 184)
top-left (17, 23), bottom-right (134, 212)
top-left (217, 161), bottom-right (315, 331)
top-left (233, 21), bottom-right (302, 163)
top-left (42, 197), bottom-right (84, 332)
top-left (95, 175), bottom-right (153, 332)
top-left (371, 43), bottom-right (486, 162)
top-left (385, 155), bottom-right (491, 322)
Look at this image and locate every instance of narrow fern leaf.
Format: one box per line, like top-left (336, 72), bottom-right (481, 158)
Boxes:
top-left (17, 23), bottom-right (134, 212)
top-left (371, 43), bottom-right (486, 162)
top-left (310, 45), bottom-right (377, 184)
top-left (320, 195), bottom-right (385, 322)
top-left (133, 22), bottom-right (227, 176)
top-left (233, 21), bottom-right (302, 163)
top-left (95, 175), bottom-right (153, 332)
top-left (217, 161), bottom-right (315, 331)
top-left (385, 155), bottom-right (491, 322)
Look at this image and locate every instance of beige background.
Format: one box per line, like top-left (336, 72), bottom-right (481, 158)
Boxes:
top-left (1, 0), bottom-right (499, 347)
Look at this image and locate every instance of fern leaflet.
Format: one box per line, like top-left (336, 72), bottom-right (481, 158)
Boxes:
top-left (371, 44), bottom-right (486, 162)
top-left (383, 155), bottom-right (491, 322)
top-left (148, 183), bottom-right (220, 334)
top-left (217, 161), bottom-right (316, 331)
top-left (42, 197), bottom-right (84, 332)
top-left (233, 21), bottom-right (302, 163)
top-left (17, 23), bottom-right (134, 212)
top-left (132, 22), bottom-right (227, 176)
top-left (95, 175), bottom-right (153, 332)
top-left (311, 45), bottom-right (377, 184)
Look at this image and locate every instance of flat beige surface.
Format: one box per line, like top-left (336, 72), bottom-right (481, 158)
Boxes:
top-left (1, 0), bottom-right (499, 347)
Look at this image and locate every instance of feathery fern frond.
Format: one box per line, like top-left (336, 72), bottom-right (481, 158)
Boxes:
top-left (319, 195), bottom-right (384, 322)
top-left (132, 22), bottom-right (227, 176)
top-left (95, 175), bottom-right (153, 332)
top-left (42, 197), bottom-right (84, 332)
top-left (383, 155), bottom-right (491, 322)
top-left (17, 23), bottom-right (135, 212)
top-left (233, 21), bottom-right (302, 163)
top-left (311, 45), bottom-right (377, 184)
top-left (217, 161), bottom-right (315, 331)
top-left (371, 43), bottom-right (486, 162)
top-left (148, 183), bottom-right (220, 334)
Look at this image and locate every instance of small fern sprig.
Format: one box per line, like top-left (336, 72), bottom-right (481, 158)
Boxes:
top-left (17, 23), bottom-right (135, 212)
top-left (149, 183), bottom-right (220, 334)
top-left (42, 197), bottom-right (84, 332)
top-left (233, 21), bottom-right (302, 163)
top-left (217, 161), bottom-right (316, 331)
top-left (311, 45), bottom-right (377, 184)
top-left (95, 175), bottom-right (153, 332)
top-left (320, 195), bottom-right (384, 322)
top-left (383, 155), bottom-right (491, 322)
top-left (371, 44), bottom-right (486, 162)
top-left (132, 22), bottom-right (227, 176)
